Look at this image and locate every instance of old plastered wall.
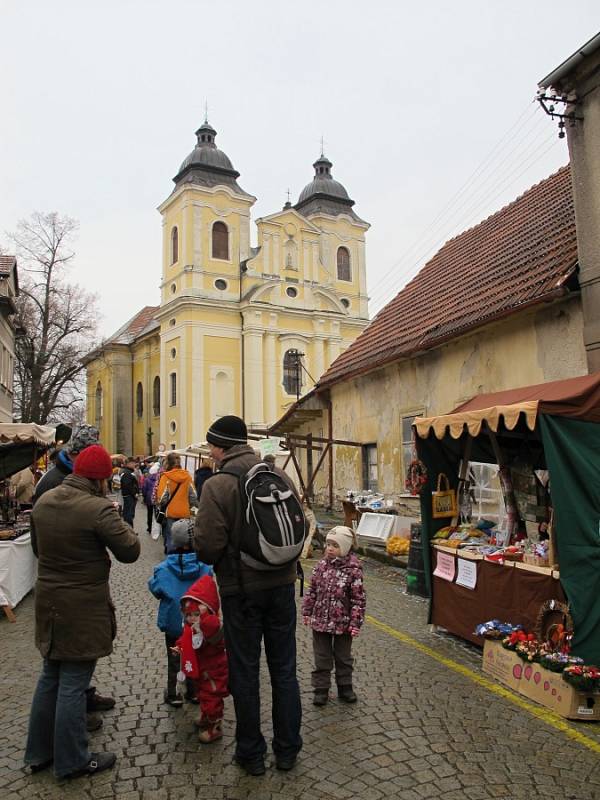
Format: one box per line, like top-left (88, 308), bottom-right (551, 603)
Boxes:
top-left (305, 296), bottom-right (586, 507)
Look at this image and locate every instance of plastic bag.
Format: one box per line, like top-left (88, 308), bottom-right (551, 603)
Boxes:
top-left (151, 517), bottom-right (162, 541)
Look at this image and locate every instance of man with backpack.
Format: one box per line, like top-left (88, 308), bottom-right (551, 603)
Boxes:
top-left (193, 415), bottom-right (305, 777)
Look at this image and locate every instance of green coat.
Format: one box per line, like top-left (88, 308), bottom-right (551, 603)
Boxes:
top-left (31, 474), bottom-right (140, 661)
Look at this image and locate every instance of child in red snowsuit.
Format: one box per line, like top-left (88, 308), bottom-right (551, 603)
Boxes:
top-left (174, 575), bottom-right (229, 743)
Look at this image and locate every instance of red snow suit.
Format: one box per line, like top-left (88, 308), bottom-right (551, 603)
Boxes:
top-left (176, 574), bottom-right (229, 722)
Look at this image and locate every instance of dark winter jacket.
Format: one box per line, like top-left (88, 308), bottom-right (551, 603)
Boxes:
top-left (142, 472), bottom-right (158, 507)
top-left (148, 553), bottom-right (213, 639)
top-left (120, 467), bottom-right (139, 498)
top-left (302, 553), bottom-right (366, 635)
top-left (33, 450), bottom-right (73, 504)
top-left (194, 467), bottom-right (213, 500)
top-left (31, 474), bottom-right (140, 660)
top-left (193, 445), bottom-right (303, 596)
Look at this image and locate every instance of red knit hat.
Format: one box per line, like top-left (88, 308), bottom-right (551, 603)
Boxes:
top-left (73, 445), bottom-right (113, 480)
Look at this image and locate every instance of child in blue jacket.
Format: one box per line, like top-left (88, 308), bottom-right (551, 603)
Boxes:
top-left (148, 518), bottom-right (212, 706)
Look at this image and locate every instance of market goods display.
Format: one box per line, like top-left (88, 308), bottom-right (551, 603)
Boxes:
top-left (386, 536), bottom-right (410, 556)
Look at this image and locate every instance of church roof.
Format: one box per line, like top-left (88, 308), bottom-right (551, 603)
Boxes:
top-left (105, 306), bottom-right (159, 346)
top-left (173, 122), bottom-right (252, 197)
top-left (319, 165), bottom-right (577, 389)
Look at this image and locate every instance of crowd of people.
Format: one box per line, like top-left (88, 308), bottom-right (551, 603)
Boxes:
top-left (21, 417), bottom-right (367, 781)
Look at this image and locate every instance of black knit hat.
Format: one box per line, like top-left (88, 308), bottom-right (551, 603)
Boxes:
top-left (206, 415), bottom-right (248, 448)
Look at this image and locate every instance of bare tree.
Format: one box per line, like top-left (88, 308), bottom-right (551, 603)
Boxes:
top-left (8, 212), bottom-right (100, 424)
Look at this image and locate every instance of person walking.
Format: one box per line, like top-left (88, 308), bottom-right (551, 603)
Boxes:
top-left (142, 462), bottom-right (160, 534)
top-left (156, 452), bottom-right (197, 553)
top-left (24, 445), bottom-right (140, 780)
top-left (120, 458), bottom-right (139, 527)
top-left (302, 526), bottom-right (366, 705)
top-left (193, 458), bottom-right (213, 499)
top-left (193, 415), bottom-right (303, 776)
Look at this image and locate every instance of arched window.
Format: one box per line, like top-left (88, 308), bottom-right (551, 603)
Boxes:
top-left (283, 349), bottom-right (303, 396)
top-left (136, 382), bottom-right (143, 418)
top-left (95, 381), bottom-right (102, 428)
top-left (337, 246), bottom-right (351, 281)
top-left (212, 221), bottom-right (229, 260)
top-left (153, 376), bottom-right (160, 416)
top-left (170, 372), bottom-right (177, 406)
top-left (171, 227), bottom-right (178, 264)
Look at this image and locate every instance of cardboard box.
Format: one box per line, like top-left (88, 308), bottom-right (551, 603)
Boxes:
top-left (517, 661), bottom-right (600, 720)
top-left (482, 640), bottom-right (523, 692)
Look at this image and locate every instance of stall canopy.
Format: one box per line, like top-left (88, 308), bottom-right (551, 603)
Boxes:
top-left (414, 372), bottom-right (600, 664)
top-left (0, 423), bottom-right (71, 479)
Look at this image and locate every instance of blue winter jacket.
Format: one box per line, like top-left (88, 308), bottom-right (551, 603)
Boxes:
top-left (148, 553), bottom-right (213, 639)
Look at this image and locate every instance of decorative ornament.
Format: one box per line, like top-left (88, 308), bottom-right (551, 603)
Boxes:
top-left (405, 459), bottom-right (428, 496)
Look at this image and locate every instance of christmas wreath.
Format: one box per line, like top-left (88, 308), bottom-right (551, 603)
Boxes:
top-left (405, 458), bottom-right (428, 496)
top-left (562, 664), bottom-right (600, 692)
top-left (534, 599), bottom-right (573, 647)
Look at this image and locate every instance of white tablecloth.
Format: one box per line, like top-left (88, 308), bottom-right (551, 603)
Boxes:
top-left (0, 532), bottom-right (37, 608)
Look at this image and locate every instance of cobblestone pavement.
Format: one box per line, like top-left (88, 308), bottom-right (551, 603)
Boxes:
top-left (1, 505), bottom-right (599, 799)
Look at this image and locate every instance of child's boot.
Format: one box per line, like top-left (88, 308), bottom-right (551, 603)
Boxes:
top-left (313, 689), bottom-right (329, 706)
top-left (337, 684), bottom-right (357, 703)
top-left (198, 719), bottom-right (223, 744)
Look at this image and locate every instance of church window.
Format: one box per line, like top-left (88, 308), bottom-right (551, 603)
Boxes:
top-left (136, 382), bottom-right (143, 418)
top-left (170, 420), bottom-right (177, 433)
top-left (341, 297), bottom-right (350, 309)
top-left (171, 227), bottom-right (178, 264)
top-left (286, 286), bottom-right (298, 298)
top-left (95, 381), bottom-right (103, 428)
top-left (283, 349), bottom-right (303, 396)
top-left (337, 247), bottom-right (351, 281)
top-left (170, 372), bottom-right (177, 406)
top-left (170, 347), bottom-right (177, 359)
top-left (215, 279), bottom-right (227, 291)
top-left (170, 283), bottom-right (177, 294)
top-left (169, 318), bottom-right (176, 327)
top-left (212, 221), bottom-right (229, 260)
top-left (153, 376), bottom-right (160, 416)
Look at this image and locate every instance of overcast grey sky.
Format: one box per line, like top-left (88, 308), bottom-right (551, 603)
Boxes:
top-left (1, 1), bottom-right (599, 337)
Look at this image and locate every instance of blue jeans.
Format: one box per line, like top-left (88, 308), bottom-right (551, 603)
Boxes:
top-left (24, 658), bottom-right (96, 778)
top-left (221, 583), bottom-right (302, 764)
top-left (122, 495), bottom-right (136, 526)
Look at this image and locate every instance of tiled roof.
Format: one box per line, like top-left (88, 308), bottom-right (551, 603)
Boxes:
top-left (320, 165), bottom-right (577, 389)
top-left (107, 306), bottom-right (160, 345)
top-left (0, 255), bottom-right (16, 275)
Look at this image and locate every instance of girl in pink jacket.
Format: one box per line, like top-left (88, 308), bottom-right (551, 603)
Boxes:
top-left (302, 526), bottom-right (366, 706)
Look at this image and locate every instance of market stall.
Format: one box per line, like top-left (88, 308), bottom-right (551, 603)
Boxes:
top-left (413, 372), bottom-right (600, 665)
top-left (0, 422), bottom-right (70, 621)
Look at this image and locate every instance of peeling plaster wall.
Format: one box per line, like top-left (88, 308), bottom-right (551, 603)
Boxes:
top-left (303, 296), bottom-right (586, 506)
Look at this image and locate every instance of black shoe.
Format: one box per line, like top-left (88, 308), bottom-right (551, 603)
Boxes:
top-left (338, 685), bottom-right (357, 703)
top-left (233, 756), bottom-right (266, 776)
top-left (276, 756), bottom-right (297, 771)
top-left (86, 690), bottom-right (116, 712)
top-left (163, 689), bottom-right (184, 707)
top-left (86, 714), bottom-right (103, 732)
top-left (313, 689), bottom-right (329, 706)
top-left (64, 752), bottom-right (116, 780)
top-left (30, 759), bottom-right (53, 774)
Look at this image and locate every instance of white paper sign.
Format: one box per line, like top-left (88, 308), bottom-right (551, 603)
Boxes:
top-left (456, 558), bottom-right (478, 590)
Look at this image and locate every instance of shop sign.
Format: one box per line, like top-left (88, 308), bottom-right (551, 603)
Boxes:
top-left (433, 552), bottom-right (455, 581)
top-left (456, 558), bottom-right (478, 590)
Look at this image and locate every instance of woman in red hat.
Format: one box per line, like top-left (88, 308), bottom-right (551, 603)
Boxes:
top-left (24, 445), bottom-right (140, 781)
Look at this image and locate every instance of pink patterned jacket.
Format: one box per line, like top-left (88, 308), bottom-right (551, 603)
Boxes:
top-left (302, 553), bottom-right (366, 635)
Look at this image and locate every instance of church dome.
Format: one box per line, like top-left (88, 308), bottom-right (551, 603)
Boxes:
top-left (172, 122), bottom-right (250, 196)
top-left (295, 155), bottom-right (355, 216)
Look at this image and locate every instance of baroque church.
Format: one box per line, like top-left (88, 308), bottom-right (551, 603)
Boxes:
top-left (84, 122), bottom-right (370, 455)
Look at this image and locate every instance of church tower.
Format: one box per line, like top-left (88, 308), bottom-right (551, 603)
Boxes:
top-left (157, 121), bottom-right (256, 447)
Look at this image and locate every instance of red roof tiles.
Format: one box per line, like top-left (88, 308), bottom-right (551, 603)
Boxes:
top-left (320, 165), bottom-right (577, 389)
top-left (0, 255), bottom-right (16, 275)
top-left (107, 305), bottom-right (160, 345)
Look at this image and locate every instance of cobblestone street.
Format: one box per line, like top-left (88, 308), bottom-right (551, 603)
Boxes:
top-left (1, 506), bottom-right (599, 800)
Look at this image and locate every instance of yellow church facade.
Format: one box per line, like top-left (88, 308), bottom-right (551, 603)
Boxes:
top-left (85, 122), bottom-right (370, 455)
